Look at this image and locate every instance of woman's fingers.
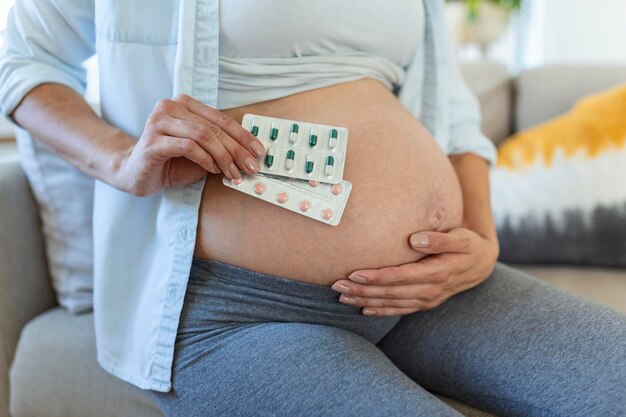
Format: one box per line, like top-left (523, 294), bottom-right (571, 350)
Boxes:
top-left (339, 293), bottom-right (433, 309)
top-left (173, 94), bottom-right (266, 157)
top-left (155, 115), bottom-right (253, 179)
top-left (165, 106), bottom-right (261, 176)
top-left (128, 97), bottom-right (261, 195)
top-left (219, 132), bottom-right (261, 176)
top-left (332, 278), bottom-right (442, 301)
top-left (150, 98), bottom-right (265, 178)
top-left (148, 135), bottom-right (219, 174)
top-left (361, 307), bottom-right (421, 317)
top-left (347, 256), bottom-right (448, 286)
top-left (409, 229), bottom-right (474, 254)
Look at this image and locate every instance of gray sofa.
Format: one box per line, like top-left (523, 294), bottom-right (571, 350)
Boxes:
top-left (1, 63), bottom-right (626, 417)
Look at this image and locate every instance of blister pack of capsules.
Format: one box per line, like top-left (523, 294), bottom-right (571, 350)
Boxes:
top-left (242, 113), bottom-right (348, 184)
top-left (222, 174), bottom-right (352, 226)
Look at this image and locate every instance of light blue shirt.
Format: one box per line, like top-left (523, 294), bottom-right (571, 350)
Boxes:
top-left (0, 0), bottom-right (497, 392)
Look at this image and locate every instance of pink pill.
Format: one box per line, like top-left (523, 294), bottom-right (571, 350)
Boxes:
top-left (331, 184), bottom-right (343, 195)
top-left (321, 208), bottom-right (334, 220)
top-left (231, 177), bottom-right (243, 185)
top-left (308, 180), bottom-right (320, 188)
top-left (254, 182), bottom-right (266, 195)
top-left (276, 192), bottom-right (289, 204)
top-left (299, 199), bottom-right (311, 212)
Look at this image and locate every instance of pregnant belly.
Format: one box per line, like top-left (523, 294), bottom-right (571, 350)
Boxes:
top-left (194, 78), bottom-right (463, 285)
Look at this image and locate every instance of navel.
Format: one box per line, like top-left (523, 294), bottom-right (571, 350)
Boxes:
top-left (428, 207), bottom-right (447, 230)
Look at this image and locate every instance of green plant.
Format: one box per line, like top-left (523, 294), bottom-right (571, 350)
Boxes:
top-left (449, 0), bottom-right (522, 20)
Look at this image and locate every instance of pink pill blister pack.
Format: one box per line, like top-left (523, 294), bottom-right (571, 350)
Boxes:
top-left (242, 113), bottom-right (348, 184)
top-left (222, 174), bottom-right (352, 226)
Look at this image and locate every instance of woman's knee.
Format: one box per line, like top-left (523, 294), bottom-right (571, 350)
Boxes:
top-left (378, 263), bottom-right (626, 417)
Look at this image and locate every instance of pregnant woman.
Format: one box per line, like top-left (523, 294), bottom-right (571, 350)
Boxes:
top-left (2, 1), bottom-right (625, 416)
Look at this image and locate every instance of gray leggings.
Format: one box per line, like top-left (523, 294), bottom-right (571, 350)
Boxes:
top-left (150, 258), bottom-right (626, 417)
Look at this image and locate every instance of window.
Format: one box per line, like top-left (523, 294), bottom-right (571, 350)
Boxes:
top-left (0, 0), bottom-right (14, 49)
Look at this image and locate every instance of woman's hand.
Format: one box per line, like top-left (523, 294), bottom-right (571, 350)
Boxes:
top-left (118, 94), bottom-right (266, 196)
top-left (330, 227), bottom-right (499, 316)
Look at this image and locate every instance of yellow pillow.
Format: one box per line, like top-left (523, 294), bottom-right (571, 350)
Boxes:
top-left (490, 84), bottom-right (626, 266)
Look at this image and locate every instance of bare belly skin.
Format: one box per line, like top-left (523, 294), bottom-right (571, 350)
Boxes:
top-left (194, 78), bottom-right (463, 285)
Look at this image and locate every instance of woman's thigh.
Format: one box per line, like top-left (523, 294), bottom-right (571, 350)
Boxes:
top-left (151, 321), bottom-right (464, 417)
top-left (150, 258), bottom-right (464, 417)
top-left (377, 263), bottom-right (626, 417)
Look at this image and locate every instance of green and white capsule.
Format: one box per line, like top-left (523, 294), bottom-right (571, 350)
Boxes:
top-left (305, 154), bottom-right (315, 174)
top-left (309, 127), bottom-right (318, 147)
top-left (269, 121), bottom-right (279, 141)
top-left (289, 123), bottom-right (299, 144)
top-left (250, 118), bottom-right (259, 137)
top-left (264, 147), bottom-right (275, 168)
top-left (285, 150), bottom-right (295, 171)
top-left (328, 129), bottom-right (338, 150)
top-left (324, 155), bottom-right (335, 177)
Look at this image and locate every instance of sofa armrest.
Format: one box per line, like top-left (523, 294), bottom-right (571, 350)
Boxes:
top-left (0, 157), bottom-right (56, 416)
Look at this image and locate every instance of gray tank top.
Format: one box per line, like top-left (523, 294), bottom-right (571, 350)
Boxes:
top-left (217, 0), bottom-right (424, 110)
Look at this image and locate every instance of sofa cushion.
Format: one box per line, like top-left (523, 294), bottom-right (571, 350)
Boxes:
top-left (10, 308), bottom-right (494, 417)
top-left (0, 157), bottom-right (57, 417)
top-left (9, 309), bottom-right (161, 417)
top-left (491, 84), bottom-right (626, 267)
top-left (15, 128), bottom-right (95, 313)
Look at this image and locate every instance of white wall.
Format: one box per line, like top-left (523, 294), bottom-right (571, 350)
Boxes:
top-left (522, 0), bottom-right (626, 68)
top-left (457, 0), bottom-right (626, 72)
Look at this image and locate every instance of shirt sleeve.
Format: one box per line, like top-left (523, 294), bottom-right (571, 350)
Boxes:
top-left (0, 0), bottom-right (96, 119)
top-left (441, 23), bottom-right (498, 166)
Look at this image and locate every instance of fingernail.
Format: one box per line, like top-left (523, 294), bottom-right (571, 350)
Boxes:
top-left (410, 233), bottom-right (429, 248)
top-left (251, 141), bottom-right (265, 157)
top-left (348, 274), bottom-right (367, 284)
top-left (244, 157), bottom-right (259, 173)
top-left (229, 163), bottom-right (241, 180)
top-left (331, 283), bottom-right (350, 294)
top-left (363, 309), bottom-right (376, 316)
top-left (340, 295), bottom-right (356, 304)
